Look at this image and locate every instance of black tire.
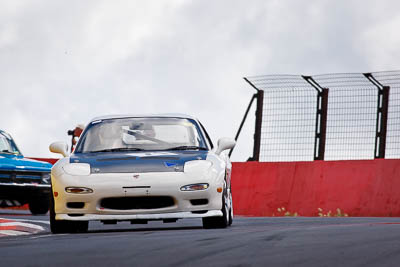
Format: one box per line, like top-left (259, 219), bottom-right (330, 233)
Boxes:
top-left (29, 198), bottom-right (49, 215)
top-left (74, 220), bottom-right (89, 233)
top-left (50, 192), bottom-right (67, 234)
top-left (202, 216), bottom-right (220, 229)
top-left (202, 190), bottom-right (230, 229)
top-left (49, 192), bottom-right (88, 234)
top-left (228, 189), bottom-right (233, 226)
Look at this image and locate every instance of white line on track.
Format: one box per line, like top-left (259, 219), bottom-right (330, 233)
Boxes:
top-left (0, 217), bottom-right (47, 237)
top-left (0, 222), bottom-right (45, 231)
top-left (28, 234), bottom-right (61, 239)
top-left (0, 230), bottom-right (30, 236)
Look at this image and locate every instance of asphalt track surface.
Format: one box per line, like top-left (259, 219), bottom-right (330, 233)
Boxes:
top-left (1, 210), bottom-right (400, 267)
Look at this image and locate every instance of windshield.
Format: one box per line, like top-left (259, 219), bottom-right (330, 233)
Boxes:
top-left (0, 131), bottom-right (21, 155)
top-left (74, 117), bottom-right (208, 153)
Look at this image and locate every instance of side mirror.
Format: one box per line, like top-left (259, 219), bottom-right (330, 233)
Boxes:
top-left (49, 142), bottom-right (69, 157)
top-left (215, 137), bottom-right (236, 156)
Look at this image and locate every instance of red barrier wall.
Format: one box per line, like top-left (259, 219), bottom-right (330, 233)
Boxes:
top-left (6, 158), bottom-right (400, 216)
top-left (231, 159), bottom-right (400, 217)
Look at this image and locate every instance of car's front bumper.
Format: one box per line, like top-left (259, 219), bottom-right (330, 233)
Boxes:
top-left (56, 210), bottom-right (222, 221)
top-left (52, 171), bottom-right (225, 221)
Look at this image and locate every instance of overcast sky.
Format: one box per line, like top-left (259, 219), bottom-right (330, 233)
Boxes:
top-left (1, 0), bottom-right (399, 161)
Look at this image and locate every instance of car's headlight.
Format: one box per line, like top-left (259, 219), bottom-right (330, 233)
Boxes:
top-left (184, 160), bottom-right (212, 173)
top-left (65, 187), bottom-right (93, 194)
top-left (180, 183), bottom-right (209, 191)
top-left (62, 163), bottom-right (91, 176)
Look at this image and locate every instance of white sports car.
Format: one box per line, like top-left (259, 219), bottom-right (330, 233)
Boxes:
top-left (49, 114), bottom-right (235, 233)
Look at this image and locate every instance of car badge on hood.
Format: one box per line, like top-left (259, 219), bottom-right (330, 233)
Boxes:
top-left (164, 162), bottom-right (181, 172)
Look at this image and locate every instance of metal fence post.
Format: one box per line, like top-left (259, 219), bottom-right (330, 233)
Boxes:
top-left (378, 86), bottom-right (390, 158)
top-left (253, 90), bottom-right (264, 161)
top-left (228, 94), bottom-right (257, 158)
top-left (364, 73), bottom-right (390, 159)
top-left (316, 89), bottom-right (329, 160)
top-left (302, 76), bottom-right (329, 160)
top-left (243, 78), bottom-right (264, 161)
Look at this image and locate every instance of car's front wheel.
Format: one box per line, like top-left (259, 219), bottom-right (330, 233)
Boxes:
top-left (228, 189), bottom-right (233, 226)
top-left (29, 197), bottom-right (49, 215)
top-left (202, 188), bottom-right (232, 229)
top-left (49, 192), bottom-right (88, 234)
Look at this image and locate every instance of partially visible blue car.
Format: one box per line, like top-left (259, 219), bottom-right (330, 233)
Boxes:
top-left (0, 130), bottom-right (52, 214)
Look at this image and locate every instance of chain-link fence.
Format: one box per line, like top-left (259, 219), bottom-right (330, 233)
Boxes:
top-left (235, 70), bottom-right (400, 162)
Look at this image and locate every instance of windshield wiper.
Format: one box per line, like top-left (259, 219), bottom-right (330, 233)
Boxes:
top-left (165, 146), bottom-right (208, 151)
top-left (1, 149), bottom-right (18, 154)
top-left (89, 148), bottom-right (144, 153)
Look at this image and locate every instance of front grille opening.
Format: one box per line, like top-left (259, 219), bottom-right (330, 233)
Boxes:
top-left (67, 202), bottom-right (85, 209)
top-left (190, 199), bottom-right (209, 206)
top-left (100, 196), bottom-right (175, 210)
top-left (0, 170), bottom-right (43, 184)
top-left (68, 214), bottom-right (84, 217)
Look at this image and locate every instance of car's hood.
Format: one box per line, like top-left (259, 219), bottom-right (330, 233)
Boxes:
top-left (0, 154), bottom-right (52, 172)
top-left (70, 151), bottom-right (208, 173)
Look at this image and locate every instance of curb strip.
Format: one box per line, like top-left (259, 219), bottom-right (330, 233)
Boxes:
top-left (0, 218), bottom-right (45, 237)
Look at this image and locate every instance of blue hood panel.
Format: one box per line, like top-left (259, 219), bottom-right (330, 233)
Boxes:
top-left (70, 151), bottom-right (208, 173)
top-left (0, 154), bottom-right (52, 173)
